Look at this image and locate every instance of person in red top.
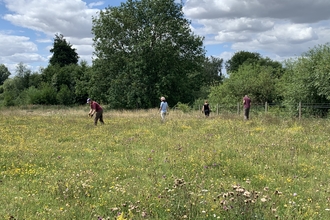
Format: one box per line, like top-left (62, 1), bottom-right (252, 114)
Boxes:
top-left (87, 98), bottom-right (104, 125)
top-left (243, 95), bottom-right (251, 120)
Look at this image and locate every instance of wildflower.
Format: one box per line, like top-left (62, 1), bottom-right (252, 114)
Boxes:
top-left (261, 198), bottom-right (267, 202)
top-left (275, 190), bottom-right (282, 195)
top-left (243, 191), bottom-right (251, 198)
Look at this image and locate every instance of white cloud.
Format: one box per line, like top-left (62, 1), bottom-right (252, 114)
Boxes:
top-left (1, 0), bottom-right (330, 74)
top-left (0, 34), bottom-right (37, 56)
top-left (1, 0), bottom-right (100, 73)
top-left (184, 0), bottom-right (330, 61)
top-left (184, 0), bottom-right (330, 23)
top-left (3, 0), bottom-right (99, 37)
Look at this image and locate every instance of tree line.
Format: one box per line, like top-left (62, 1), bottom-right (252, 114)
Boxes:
top-left (0, 0), bottom-right (329, 116)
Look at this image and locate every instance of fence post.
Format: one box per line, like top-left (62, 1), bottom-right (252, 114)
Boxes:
top-left (265, 102), bottom-right (268, 113)
top-left (217, 103), bottom-right (219, 115)
top-left (237, 102), bottom-right (240, 115)
top-left (299, 102), bottom-right (301, 120)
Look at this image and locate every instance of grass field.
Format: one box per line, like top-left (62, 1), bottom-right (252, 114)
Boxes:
top-left (1, 108), bottom-right (330, 219)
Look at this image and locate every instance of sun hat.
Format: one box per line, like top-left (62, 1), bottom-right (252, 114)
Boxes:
top-left (87, 98), bottom-right (91, 103)
top-left (160, 96), bottom-right (165, 101)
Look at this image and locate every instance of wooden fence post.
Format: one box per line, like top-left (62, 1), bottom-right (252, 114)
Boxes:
top-left (265, 102), bottom-right (268, 113)
top-left (237, 102), bottom-right (240, 115)
top-left (299, 102), bottom-right (301, 120)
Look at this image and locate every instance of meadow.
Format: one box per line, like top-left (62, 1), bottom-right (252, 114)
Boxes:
top-left (1, 107), bottom-right (330, 220)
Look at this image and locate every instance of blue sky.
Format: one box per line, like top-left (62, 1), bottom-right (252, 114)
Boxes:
top-left (1, 0), bottom-right (330, 75)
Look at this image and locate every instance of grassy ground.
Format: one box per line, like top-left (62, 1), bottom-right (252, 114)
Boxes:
top-left (1, 108), bottom-right (330, 219)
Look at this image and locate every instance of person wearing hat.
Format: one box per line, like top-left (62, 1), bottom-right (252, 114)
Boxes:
top-left (159, 96), bottom-right (169, 122)
top-left (87, 98), bottom-right (105, 125)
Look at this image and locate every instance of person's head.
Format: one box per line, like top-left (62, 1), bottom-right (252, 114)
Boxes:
top-left (245, 95), bottom-right (248, 98)
top-left (205, 100), bottom-right (208, 104)
top-left (160, 96), bottom-right (166, 102)
top-left (87, 98), bottom-right (92, 104)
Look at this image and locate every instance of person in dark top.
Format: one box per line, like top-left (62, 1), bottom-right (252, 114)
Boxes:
top-left (87, 98), bottom-right (105, 125)
top-left (243, 95), bottom-right (251, 120)
top-left (201, 100), bottom-right (210, 117)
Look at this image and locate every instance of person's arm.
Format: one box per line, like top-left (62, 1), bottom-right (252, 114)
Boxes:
top-left (201, 105), bottom-right (204, 113)
top-left (88, 103), bottom-right (95, 116)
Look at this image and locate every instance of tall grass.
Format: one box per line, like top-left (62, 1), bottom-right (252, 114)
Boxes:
top-left (1, 108), bottom-right (330, 219)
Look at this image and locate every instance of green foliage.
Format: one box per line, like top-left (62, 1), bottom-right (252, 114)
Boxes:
top-left (57, 85), bottom-right (74, 105)
top-left (2, 79), bottom-right (19, 106)
top-left (225, 51), bottom-right (261, 74)
top-left (49, 34), bottom-right (79, 67)
top-left (175, 102), bottom-right (191, 113)
top-left (279, 43), bottom-right (330, 115)
top-left (91, 0), bottom-right (205, 108)
top-left (201, 56), bottom-right (223, 87)
top-left (25, 86), bottom-right (42, 104)
top-left (38, 83), bottom-right (58, 105)
top-left (0, 64), bottom-right (11, 85)
top-left (209, 63), bottom-right (280, 106)
top-left (74, 61), bottom-right (93, 104)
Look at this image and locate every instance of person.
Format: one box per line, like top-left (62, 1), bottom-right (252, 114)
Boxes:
top-left (243, 95), bottom-right (251, 120)
top-left (201, 100), bottom-right (210, 117)
top-left (159, 96), bottom-right (169, 122)
top-left (87, 98), bottom-right (104, 125)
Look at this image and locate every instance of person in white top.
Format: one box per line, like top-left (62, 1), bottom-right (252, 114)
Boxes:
top-left (159, 96), bottom-right (169, 122)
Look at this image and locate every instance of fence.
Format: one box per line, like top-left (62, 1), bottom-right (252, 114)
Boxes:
top-left (197, 102), bottom-right (330, 119)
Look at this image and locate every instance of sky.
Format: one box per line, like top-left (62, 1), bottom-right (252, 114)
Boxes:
top-left (1, 0), bottom-right (330, 75)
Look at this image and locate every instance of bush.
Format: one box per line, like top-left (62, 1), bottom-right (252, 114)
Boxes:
top-left (175, 102), bottom-right (191, 113)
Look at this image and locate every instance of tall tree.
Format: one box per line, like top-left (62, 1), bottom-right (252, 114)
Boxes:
top-left (209, 59), bottom-right (283, 106)
top-left (0, 64), bottom-right (11, 85)
top-left (49, 34), bottom-right (79, 67)
top-left (225, 51), bottom-right (261, 74)
top-left (279, 43), bottom-right (330, 114)
top-left (91, 0), bottom-right (205, 108)
top-left (203, 56), bottom-right (223, 85)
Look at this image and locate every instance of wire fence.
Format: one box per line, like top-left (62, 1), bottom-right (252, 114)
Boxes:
top-left (194, 102), bottom-right (330, 119)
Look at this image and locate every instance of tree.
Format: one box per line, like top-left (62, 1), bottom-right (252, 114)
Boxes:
top-left (0, 64), bottom-right (11, 85)
top-left (225, 51), bottom-right (261, 74)
top-left (208, 63), bottom-right (281, 106)
top-left (202, 56), bottom-right (223, 85)
top-left (279, 43), bottom-right (330, 115)
top-left (91, 0), bottom-right (205, 108)
top-left (49, 34), bottom-right (79, 67)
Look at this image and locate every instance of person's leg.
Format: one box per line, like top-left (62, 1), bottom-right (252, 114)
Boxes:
top-left (95, 111), bottom-right (101, 125)
top-left (161, 112), bottom-right (166, 121)
top-left (98, 110), bottom-right (104, 124)
top-left (244, 108), bottom-right (250, 120)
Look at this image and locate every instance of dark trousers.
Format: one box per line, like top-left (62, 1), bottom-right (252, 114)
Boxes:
top-left (94, 109), bottom-right (104, 125)
top-left (244, 108), bottom-right (250, 120)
